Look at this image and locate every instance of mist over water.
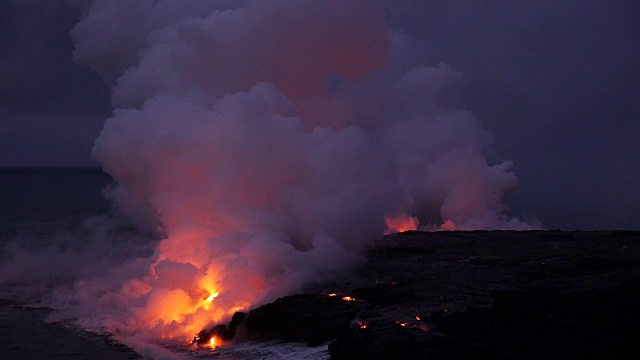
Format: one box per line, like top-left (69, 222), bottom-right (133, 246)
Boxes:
top-left (1, 0), bottom-right (539, 356)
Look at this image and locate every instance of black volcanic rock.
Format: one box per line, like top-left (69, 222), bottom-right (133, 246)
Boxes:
top-left (194, 312), bottom-right (246, 345)
top-left (242, 294), bottom-right (367, 346)
top-left (422, 280), bottom-right (640, 359)
top-left (325, 231), bottom-right (640, 359)
top-left (329, 321), bottom-right (434, 360)
top-left (329, 279), bottom-right (640, 359)
top-left (196, 231), bottom-right (640, 359)
top-left (351, 283), bottom-right (420, 306)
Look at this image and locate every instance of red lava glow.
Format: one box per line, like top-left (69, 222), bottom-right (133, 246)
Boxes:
top-left (357, 321), bottom-right (367, 329)
top-left (115, 246), bottom-right (256, 342)
top-left (191, 334), bottom-right (224, 350)
top-left (396, 319), bottom-right (429, 331)
top-left (328, 293), bottom-right (337, 297)
top-left (439, 219), bottom-right (456, 231)
top-left (384, 213), bottom-right (419, 234)
top-left (342, 296), bottom-right (356, 301)
top-left (207, 335), bottom-right (226, 349)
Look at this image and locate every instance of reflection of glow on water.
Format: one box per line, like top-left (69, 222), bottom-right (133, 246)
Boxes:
top-left (164, 339), bottom-right (331, 359)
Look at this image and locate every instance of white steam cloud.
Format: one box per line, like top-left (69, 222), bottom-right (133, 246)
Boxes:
top-left (6, 0), bottom-right (539, 354)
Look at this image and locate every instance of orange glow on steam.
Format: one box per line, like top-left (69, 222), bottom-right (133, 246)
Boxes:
top-left (122, 243), bottom-right (247, 341)
top-left (203, 291), bottom-right (219, 309)
top-left (384, 213), bottom-right (419, 234)
top-left (439, 219), bottom-right (456, 231)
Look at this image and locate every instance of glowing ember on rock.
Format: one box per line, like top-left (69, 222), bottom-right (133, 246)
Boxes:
top-left (384, 214), bottom-right (419, 234)
top-left (328, 293), bottom-right (337, 297)
top-left (357, 321), bottom-right (367, 329)
top-left (342, 296), bottom-right (356, 301)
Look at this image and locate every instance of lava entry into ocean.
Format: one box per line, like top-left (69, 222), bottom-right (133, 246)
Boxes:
top-left (58, 0), bottom-right (537, 354)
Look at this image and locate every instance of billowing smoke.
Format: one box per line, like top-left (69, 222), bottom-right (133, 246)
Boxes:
top-left (29, 0), bottom-right (538, 351)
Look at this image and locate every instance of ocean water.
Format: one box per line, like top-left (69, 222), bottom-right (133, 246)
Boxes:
top-left (0, 167), bottom-right (330, 359)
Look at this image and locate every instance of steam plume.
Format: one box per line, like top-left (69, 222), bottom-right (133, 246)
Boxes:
top-left (37, 0), bottom-right (538, 351)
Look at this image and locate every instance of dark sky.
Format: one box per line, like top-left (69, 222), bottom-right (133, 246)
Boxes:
top-left (0, 0), bottom-right (110, 167)
top-left (1, 0), bottom-right (639, 230)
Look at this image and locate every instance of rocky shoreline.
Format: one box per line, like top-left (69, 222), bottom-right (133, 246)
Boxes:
top-left (208, 231), bottom-right (640, 359)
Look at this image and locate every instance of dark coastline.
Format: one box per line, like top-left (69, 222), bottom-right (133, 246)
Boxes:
top-left (215, 230), bottom-right (640, 359)
top-left (1, 230), bottom-right (638, 359)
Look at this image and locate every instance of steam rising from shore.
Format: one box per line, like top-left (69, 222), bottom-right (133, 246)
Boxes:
top-left (6, 0), bottom-right (538, 352)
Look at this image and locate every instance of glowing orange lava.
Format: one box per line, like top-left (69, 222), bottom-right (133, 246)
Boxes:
top-left (384, 213), bottom-right (419, 234)
top-left (328, 293), bottom-right (337, 297)
top-left (202, 291), bottom-right (219, 309)
top-left (342, 296), bottom-right (356, 301)
top-left (123, 254), bottom-right (243, 341)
